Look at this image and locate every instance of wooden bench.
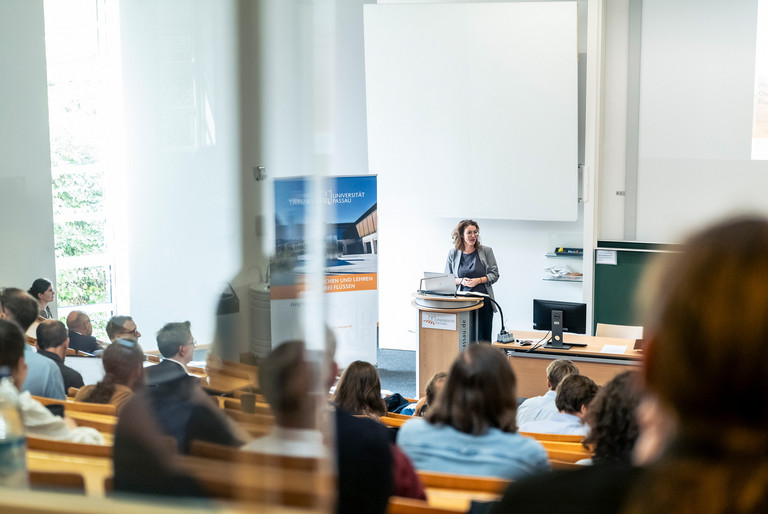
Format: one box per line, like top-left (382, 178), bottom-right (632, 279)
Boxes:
top-left (178, 454), bottom-right (333, 508)
top-left (415, 470), bottom-right (509, 512)
top-left (388, 497), bottom-right (462, 514)
top-left (190, 440), bottom-right (323, 471)
top-left (519, 431), bottom-right (585, 443)
top-left (32, 395), bottom-right (117, 416)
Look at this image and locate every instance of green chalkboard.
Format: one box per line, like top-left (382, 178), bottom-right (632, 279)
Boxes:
top-left (593, 241), bottom-right (679, 331)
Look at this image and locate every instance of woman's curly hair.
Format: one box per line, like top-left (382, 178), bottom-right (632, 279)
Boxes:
top-left (582, 371), bottom-right (642, 465)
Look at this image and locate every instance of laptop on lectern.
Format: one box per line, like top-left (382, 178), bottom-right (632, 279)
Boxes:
top-left (419, 272), bottom-right (457, 296)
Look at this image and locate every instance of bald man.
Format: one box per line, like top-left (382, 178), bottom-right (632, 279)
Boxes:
top-left (66, 311), bottom-right (102, 354)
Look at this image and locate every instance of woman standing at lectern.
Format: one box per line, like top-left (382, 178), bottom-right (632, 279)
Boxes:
top-left (445, 219), bottom-right (499, 342)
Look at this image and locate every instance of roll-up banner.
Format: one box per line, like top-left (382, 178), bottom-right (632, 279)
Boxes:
top-left (272, 176), bottom-right (378, 366)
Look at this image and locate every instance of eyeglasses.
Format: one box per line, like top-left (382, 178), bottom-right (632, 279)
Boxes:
top-left (117, 329), bottom-right (140, 338)
top-left (188, 339), bottom-right (197, 348)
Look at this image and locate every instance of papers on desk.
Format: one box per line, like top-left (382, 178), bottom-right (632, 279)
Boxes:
top-left (601, 345), bottom-right (628, 354)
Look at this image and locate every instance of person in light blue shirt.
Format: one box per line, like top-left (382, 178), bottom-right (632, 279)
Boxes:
top-left (518, 374), bottom-right (599, 437)
top-left (516, 359), bottom-right (579, 426)
top-left (0, 287), bottom-right (65, 400)
top-left (397, 344), bottom-right (549, 480)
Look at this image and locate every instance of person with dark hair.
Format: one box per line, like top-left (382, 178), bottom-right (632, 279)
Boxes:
top-left (579, 370), bottom-right (642, 466)
top-left (36, 319), bottom-right (84, 392)
top-left (519, 374), bottom-right (599, 436)
top-left (75, 339), bottom-right (144, 414)
top-left (397, 344), bottom-right (548, 479)
top-left (105, 315), bottom-right (141, 343)
top-left (0, 318), bottom-right (102, 443)
top-left (27, 278), bottom-right (55, 319)
top-left (0, 288), bottom-right (65, 399)
top-left (65, 310), bottom-right (102, 354)
top-left (332, 360), bottom-right (387, 420)
top-left (445, 219), bottom-right (500, 343)
top-left (329, 358), bottom-right (427, 500)
top-left (517, 358), bottom-right (579, 425)
top-left (494, 217), bottom-right (768, 513)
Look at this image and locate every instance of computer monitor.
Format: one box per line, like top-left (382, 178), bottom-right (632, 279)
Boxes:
top-left (532, 299), bottom-right (587, 349)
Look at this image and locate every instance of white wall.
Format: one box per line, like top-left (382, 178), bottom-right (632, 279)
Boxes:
top-left (0, 0), bottom-right (57, 301)
top-left (117, 0), bottom-right (243, 350)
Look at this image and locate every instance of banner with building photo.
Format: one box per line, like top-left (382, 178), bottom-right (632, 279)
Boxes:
top-left (272, 175), bottom-right (378, 366)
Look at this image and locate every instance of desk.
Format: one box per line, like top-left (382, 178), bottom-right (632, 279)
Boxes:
top-left (27, 449), bottom-right (111, 497)
top-left (494, 330), bottom-right (642, 398)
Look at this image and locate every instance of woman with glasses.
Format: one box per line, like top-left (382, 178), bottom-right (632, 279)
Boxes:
top-left (445, 219), bottom-right (499, 342)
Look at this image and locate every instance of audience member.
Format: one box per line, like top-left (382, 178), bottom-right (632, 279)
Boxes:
top-left (116, 321), bottom-right (247, 454)
top-left (27, 278), bottom-right (55, 319)
top-left (144, 321), bottom-right (196, 385)
top-left (397, 344), bottom-right (549, 479)
top-left (402, 371), bottom-right (447, 417)
top-left (242, 340), bottom-right (326, 457)
top-left (75, 339), bottom-right (144, 414)
top-left (0, 318), bottom-right (102, 443)
top-left (325, 356), bottom-right (426, 500)
top-left (321, 336), bottom-right (398, 513)
top-left (0, 288), bottom-right (65, 399)
top-left (332, 360), bottom-right (386, 420)
top-left (493, 217), bottom-right (768, 513)
top-left (65, 310), bottom-right (102, 354)
top-left (516, 358), bottom-right (579, 425)
top-left (622, 216), bottom-right (768, 512)
top-left (518, 374), bottom-right (599, 436)
top-left (579, 370), bottom-right (643, 466)
top-left (106, 315), bottom-right (141, 343)
top-left (36, 319), bottom-right (84, 392)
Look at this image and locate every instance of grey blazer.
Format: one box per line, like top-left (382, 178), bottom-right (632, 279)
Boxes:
top-left (445, 246), bottom-right (499, 312)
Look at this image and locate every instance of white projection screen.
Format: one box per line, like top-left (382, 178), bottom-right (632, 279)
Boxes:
top-left (636, 0), bottom-right (768, 242)
top-left (364, 2), bottom-right (579, 222)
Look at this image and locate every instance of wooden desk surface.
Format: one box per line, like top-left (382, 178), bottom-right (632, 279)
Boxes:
top-left (27, 449), bottom-right (111, 497)
top-left (494, 330), bottom-right (642, 360)
top-left (494, 330), bottom-right (643, 397)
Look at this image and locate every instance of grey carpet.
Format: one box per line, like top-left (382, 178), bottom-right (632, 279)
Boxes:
top-left (377, 348), bottom-right (417, 399)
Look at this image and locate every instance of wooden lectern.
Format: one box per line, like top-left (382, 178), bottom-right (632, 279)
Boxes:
top-left (412, 293), bottom-right (483, 396)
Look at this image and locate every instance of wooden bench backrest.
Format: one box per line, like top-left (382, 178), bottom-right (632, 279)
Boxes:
top-left (518, 431), bottom-right (585, 443)
top-left (31, 395), bottom-right (117, 415)
top-left (29, 471), bottom-right (86, 493)
top-left (384, 411), bottom-right (413, 421)
top-left (416, 470), bottom-right (510, 494)
top-left (387, 496), bottom-right (460, 514)
top-left (27, 435), bottom-right (112, 458)
top-left (189, 440), bottom-right (322, 471)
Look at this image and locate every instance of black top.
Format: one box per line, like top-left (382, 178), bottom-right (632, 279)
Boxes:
top-left (68, 331), bottom-right (101, 354)
top-left (489, 464), bottom-right (642, 514)
top-left (457, 251), bottom-right (488, 294)
top-left (37, 349), bottom-right (84, 391)
top-left (335, 408), bottom-right (393, 514)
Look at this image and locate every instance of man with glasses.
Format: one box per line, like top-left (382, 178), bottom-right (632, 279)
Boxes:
top-left (106, 315), bottom-right (142, 343)
top-left (66, 310), bottom-right (103, 354)
top-left (113, 320), bottom-right (246, 467)
top-left (145, 321), bottom-right (196, 385)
